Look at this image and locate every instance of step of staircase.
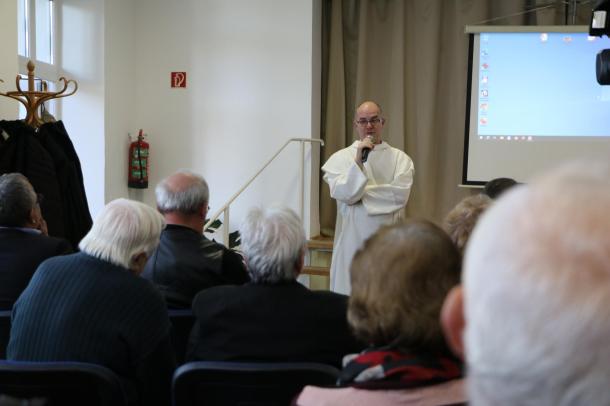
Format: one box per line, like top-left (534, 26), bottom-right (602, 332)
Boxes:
top-left (306, 235), bottom-right (334, 251)
top-left (301, 266), bottom-right (330, 277)
top-left (301, 236), bottom-right (333, 279)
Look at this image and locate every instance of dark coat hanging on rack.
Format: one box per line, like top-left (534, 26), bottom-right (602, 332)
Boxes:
top-left (37, 121), bottom-right (92, 247)
top-left (0, 120), bottom-right (65, 238)
top-left (0, 120), bottom-right (92, 249)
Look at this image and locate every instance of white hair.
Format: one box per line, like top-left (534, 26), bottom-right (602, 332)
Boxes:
top-left (464, 162), bottom-right (610, 406)
top-left (240, 205), bottom-right (305, 284)
top-left (79, 198), bottom-right (165, 270)
top-left (155, 170), bottom-right (209, 214)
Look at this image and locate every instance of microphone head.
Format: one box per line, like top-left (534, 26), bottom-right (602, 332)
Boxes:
top-left (362, 147), bottom-right (371, 163)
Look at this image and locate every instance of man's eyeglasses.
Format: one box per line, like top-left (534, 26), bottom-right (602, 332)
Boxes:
top-left (355, 117), bottom-right (383, 127)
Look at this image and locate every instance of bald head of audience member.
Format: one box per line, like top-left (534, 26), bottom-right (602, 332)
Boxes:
top-left (349, 220), bottom-right (461, 352)
top-left (79, 198), bottom-right (165, 274)
top-left (240, 206), bottom-right (305, 284)
top-left (443, 194), bottom-right (492, 256)
top-left (155, 171), bottom-right (209, 233)
top-left (0, 173), bottom-right (45, 232)
top-left (442, 162), bottom-right (610, 405)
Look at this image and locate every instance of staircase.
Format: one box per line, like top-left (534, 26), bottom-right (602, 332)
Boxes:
top-left (301, 236), bottom-right (333, 290)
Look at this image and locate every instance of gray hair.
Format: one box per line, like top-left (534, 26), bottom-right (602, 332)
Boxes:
top-left (155, 170), bottom-right (209, 214)
top-left (0, 173), bottom-right (37, 227)
top-left (464, 162), bottom-right (610, 406)
top-left (79, 199), bottom-right (165, 270)
top-left (240, 205), bottom-right (305, 284)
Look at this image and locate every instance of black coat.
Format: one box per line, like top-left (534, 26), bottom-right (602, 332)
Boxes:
top-left (0, 228), bottom-right (71, 309)
top-left (187, 281), bottom-right (364, 368)
top-left (142, 224), bottom-right (250, 309)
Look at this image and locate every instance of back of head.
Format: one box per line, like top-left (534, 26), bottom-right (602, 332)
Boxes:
top-left (155, 171), bottom-right (209, 214)
top-left (349, 220), bottom-right (461, 352)
top-left (79, 198), bottom-right (165, 269)
top-left (240, 205), bottom-right (305, 284)
top-left (465, 162), bottom-right (610, 405)
top-left (443, 194), bottom-right (492, 255)
top-left (0, 173), bottom-right (36, 227)
top-left (483, 177), bottom-right (517, 199)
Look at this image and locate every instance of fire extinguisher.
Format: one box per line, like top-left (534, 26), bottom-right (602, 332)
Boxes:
top-left (128, 129), bottom-right (149, 189)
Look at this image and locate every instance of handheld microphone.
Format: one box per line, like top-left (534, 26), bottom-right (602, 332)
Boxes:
top-left (361, 136), bottom-right (373, 163)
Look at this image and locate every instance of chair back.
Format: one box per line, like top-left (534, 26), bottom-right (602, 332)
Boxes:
top-left (172, 361), bottom-right (340, 406)
top-left (0, 360), bottom-right (128, 406)
top-left (168, 309), bottom-right (196, 364)
top-left (0, 310), bottom-right (11, 359)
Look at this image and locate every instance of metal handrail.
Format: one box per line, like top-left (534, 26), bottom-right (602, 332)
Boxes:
top-left (205, 138), bottom-right (324, 245)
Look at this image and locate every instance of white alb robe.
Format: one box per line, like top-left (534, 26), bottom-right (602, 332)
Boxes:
top-left (322, 141), bottom-right (414, 295)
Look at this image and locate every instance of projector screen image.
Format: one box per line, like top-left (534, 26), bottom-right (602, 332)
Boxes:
top-left (463, 26), bottom-right (610, 184)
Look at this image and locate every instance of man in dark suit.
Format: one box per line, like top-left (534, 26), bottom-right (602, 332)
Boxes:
top-left (187, 206), bottom-right (363, 368)
top-left (142, 170), bottom-right (249, 308)
top-left (0, 173), bottom-right (71, 309)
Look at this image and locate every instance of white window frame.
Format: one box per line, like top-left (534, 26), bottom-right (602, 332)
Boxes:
top-left (17, 0), bottom-right (61, 115)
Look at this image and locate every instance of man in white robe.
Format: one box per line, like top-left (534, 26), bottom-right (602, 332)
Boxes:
top-left (322, 101), bottom-right (414, 294)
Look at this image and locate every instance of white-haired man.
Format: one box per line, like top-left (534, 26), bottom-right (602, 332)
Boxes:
top-left (322, 101), bottom-right (414, 294)
top-left (143, 170), bottom-right (249, 308)
top-left (442, 162), bottom-right (610, 405)
top-left (8, 199), bottom-right (175, 406)
top-left (187, 205), bottom-right (363, 367)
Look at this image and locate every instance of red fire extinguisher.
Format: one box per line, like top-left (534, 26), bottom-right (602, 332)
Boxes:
top-left (128, 129), bottom-right (149, 189)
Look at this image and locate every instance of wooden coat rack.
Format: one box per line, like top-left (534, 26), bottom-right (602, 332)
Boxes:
top-left (0, 61), bottom-right (78, 128)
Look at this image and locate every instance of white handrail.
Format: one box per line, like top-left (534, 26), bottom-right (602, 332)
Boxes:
top-left (205, 137), bottom-right (324, 245)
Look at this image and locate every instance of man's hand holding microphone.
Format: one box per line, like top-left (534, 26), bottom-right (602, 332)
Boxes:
top-left (356, 135), bottom-right (375, 169)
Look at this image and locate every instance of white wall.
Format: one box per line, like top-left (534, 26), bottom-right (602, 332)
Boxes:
top-left (111, 0), bottom-right (322, 237)
top-left (4, 0), bottom-right (322, 234)
top-left (104, 0), bottom-right (136, 203)
top-left (59, 0), bottom-right (106, 217)
top-left (0, 0), bottom-right (18, 120)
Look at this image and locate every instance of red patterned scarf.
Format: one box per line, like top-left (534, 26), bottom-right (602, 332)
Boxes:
top-left (338, 346), bottom-right (463, 390)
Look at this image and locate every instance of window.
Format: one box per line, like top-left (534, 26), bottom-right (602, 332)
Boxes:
top-left (17, 0), bottom-right (59, 119)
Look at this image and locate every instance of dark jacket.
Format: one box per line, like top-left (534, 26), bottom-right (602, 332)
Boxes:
top-left (0, 120), bottom-right (93, 248)
top-left (0, 228), bottom-right (72, 309)
top-left (142, 224), bottom-right (249, 308)
top-left (8, 252), bottom-right (176, 406)
top-left (187, 281), bottom-right (364, 368)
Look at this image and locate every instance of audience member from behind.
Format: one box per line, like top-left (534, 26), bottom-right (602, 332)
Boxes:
top-left (443, 194), bottom-right (492, 256)
top-left (142, 170), bottom-right (249, 308)
top-left (0, 173), bottom-right (71, 309)
top-left (297, 220), bottom-right (465, 406)
top-left (442, 162), bottom-right (610, 405)
top-left (8, 199), bottom-right (175, 406)
top-left (187, 205), bottom-right (363, 367)
top-left (483, 177), bottom-right (517, 199)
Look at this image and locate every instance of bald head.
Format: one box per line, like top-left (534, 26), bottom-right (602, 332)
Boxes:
top-left (354, 101), bottom-right (385, 143)
top-left (356, 101), bottom-right (382, 116)
top-left (463, 162), bottom-right (610, 405)
top-left (155, 171), bottom-right (209, 216)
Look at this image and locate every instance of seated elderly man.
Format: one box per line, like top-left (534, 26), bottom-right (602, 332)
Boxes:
top-left (8, 199), bottom-right (175, 406)
top-left (187, 205), bottom-right (363, 367)
top-left (0, 173), bottom-right (71, 309)
top-left (442, 162), bottom-right (610, 405)
top-left (296, 220), bottom-right (465, 405)
top-left (143, 170), bottom-right (249, 308)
